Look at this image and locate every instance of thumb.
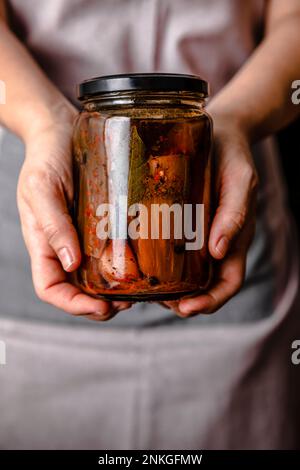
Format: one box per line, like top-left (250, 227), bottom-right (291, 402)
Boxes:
top-left (29, 175), bottom-right (81, 272)
top-left (209, 205), bottom-right (246, 260)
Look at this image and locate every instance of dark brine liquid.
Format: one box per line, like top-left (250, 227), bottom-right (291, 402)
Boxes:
top-left (73, 112), bottom-right (212, 300)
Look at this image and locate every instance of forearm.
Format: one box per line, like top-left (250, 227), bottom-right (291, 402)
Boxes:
top-left (0, 21), bottom-right (75, 142)
top-left (209, 14), bottom-right (300, 142)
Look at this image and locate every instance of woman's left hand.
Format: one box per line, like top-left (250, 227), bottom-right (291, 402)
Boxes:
top-left (163, 112), bottom-right (258, 317)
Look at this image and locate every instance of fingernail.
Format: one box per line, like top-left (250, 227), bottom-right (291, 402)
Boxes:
top-left (216, 236), bottom-right (229, 257)
top-left (58, 247), bottom-right (74, 270)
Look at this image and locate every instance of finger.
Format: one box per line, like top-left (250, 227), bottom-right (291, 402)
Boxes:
top-left (20, 207), bottom-right (133, 319)
top-left (22, 218), bottom-right (114, 319)
top-left (33, 254), bottom-right (115, 318)
top-left (178, 251), bottom-right (245, 316)
top-left (25, 170), bottom-right (81, 272)
top-left (209, 159), bottom-right (258, 260)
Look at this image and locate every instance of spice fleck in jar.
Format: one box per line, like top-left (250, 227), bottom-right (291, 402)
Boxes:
top-left (73, 73), bottom-right (213, 301)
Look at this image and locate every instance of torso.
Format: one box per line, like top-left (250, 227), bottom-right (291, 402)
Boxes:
top-left (8, 0), bottom-right (265, 100)
top-left (3, 0), bottom-right (294, 327)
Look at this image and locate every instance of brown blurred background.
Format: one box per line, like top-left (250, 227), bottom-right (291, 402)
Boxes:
top-left (278, 118), bottom-right (300, 232)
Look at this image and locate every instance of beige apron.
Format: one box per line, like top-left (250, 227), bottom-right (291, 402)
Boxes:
top-left (1, 276), bottom-right (299, 449)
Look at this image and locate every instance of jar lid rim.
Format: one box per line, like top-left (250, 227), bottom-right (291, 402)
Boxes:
top-left (77, 73), bottom-right (209, 100)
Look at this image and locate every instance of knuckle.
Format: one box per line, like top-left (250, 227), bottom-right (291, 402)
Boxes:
top-left (42, 213), bottom-right (73, 244)
top-left (43, 161), bottom-right (73, 202)
top-left (34, 284), bottom-right (48, 302)
top-left (17, 171), bottom-right (42, 203)
top-left (227, 209), bottom-right (246, 233)
top-left (24, 166), bottom-right (64, 198)
top-left (42, 222), bottom-right (61, 244)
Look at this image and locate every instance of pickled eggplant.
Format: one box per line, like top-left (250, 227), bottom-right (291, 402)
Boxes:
top-left (73, 110), bottom-right (212, 300)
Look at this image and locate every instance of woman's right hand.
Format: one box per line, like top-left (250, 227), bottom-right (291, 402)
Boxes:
top-left (17, 105), bottom-right (131, 321)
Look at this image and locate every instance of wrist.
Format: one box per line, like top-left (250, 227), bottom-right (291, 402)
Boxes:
top-left (207, 99), bottom-right (257, 144)
top-left (16, 97), bottom-right (77, 144)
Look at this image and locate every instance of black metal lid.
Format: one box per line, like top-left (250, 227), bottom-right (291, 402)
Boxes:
top-left (78, 73), bottom-right (209, 100)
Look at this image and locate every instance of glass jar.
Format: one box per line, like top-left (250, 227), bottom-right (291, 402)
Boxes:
top-left (72, 73), bottom-right (213, 301)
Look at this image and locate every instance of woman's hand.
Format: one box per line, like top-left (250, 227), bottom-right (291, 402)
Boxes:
top-left (164, 112), bottom-right (258, 317)
top-left (17, 105), bottom-right (131, 321)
